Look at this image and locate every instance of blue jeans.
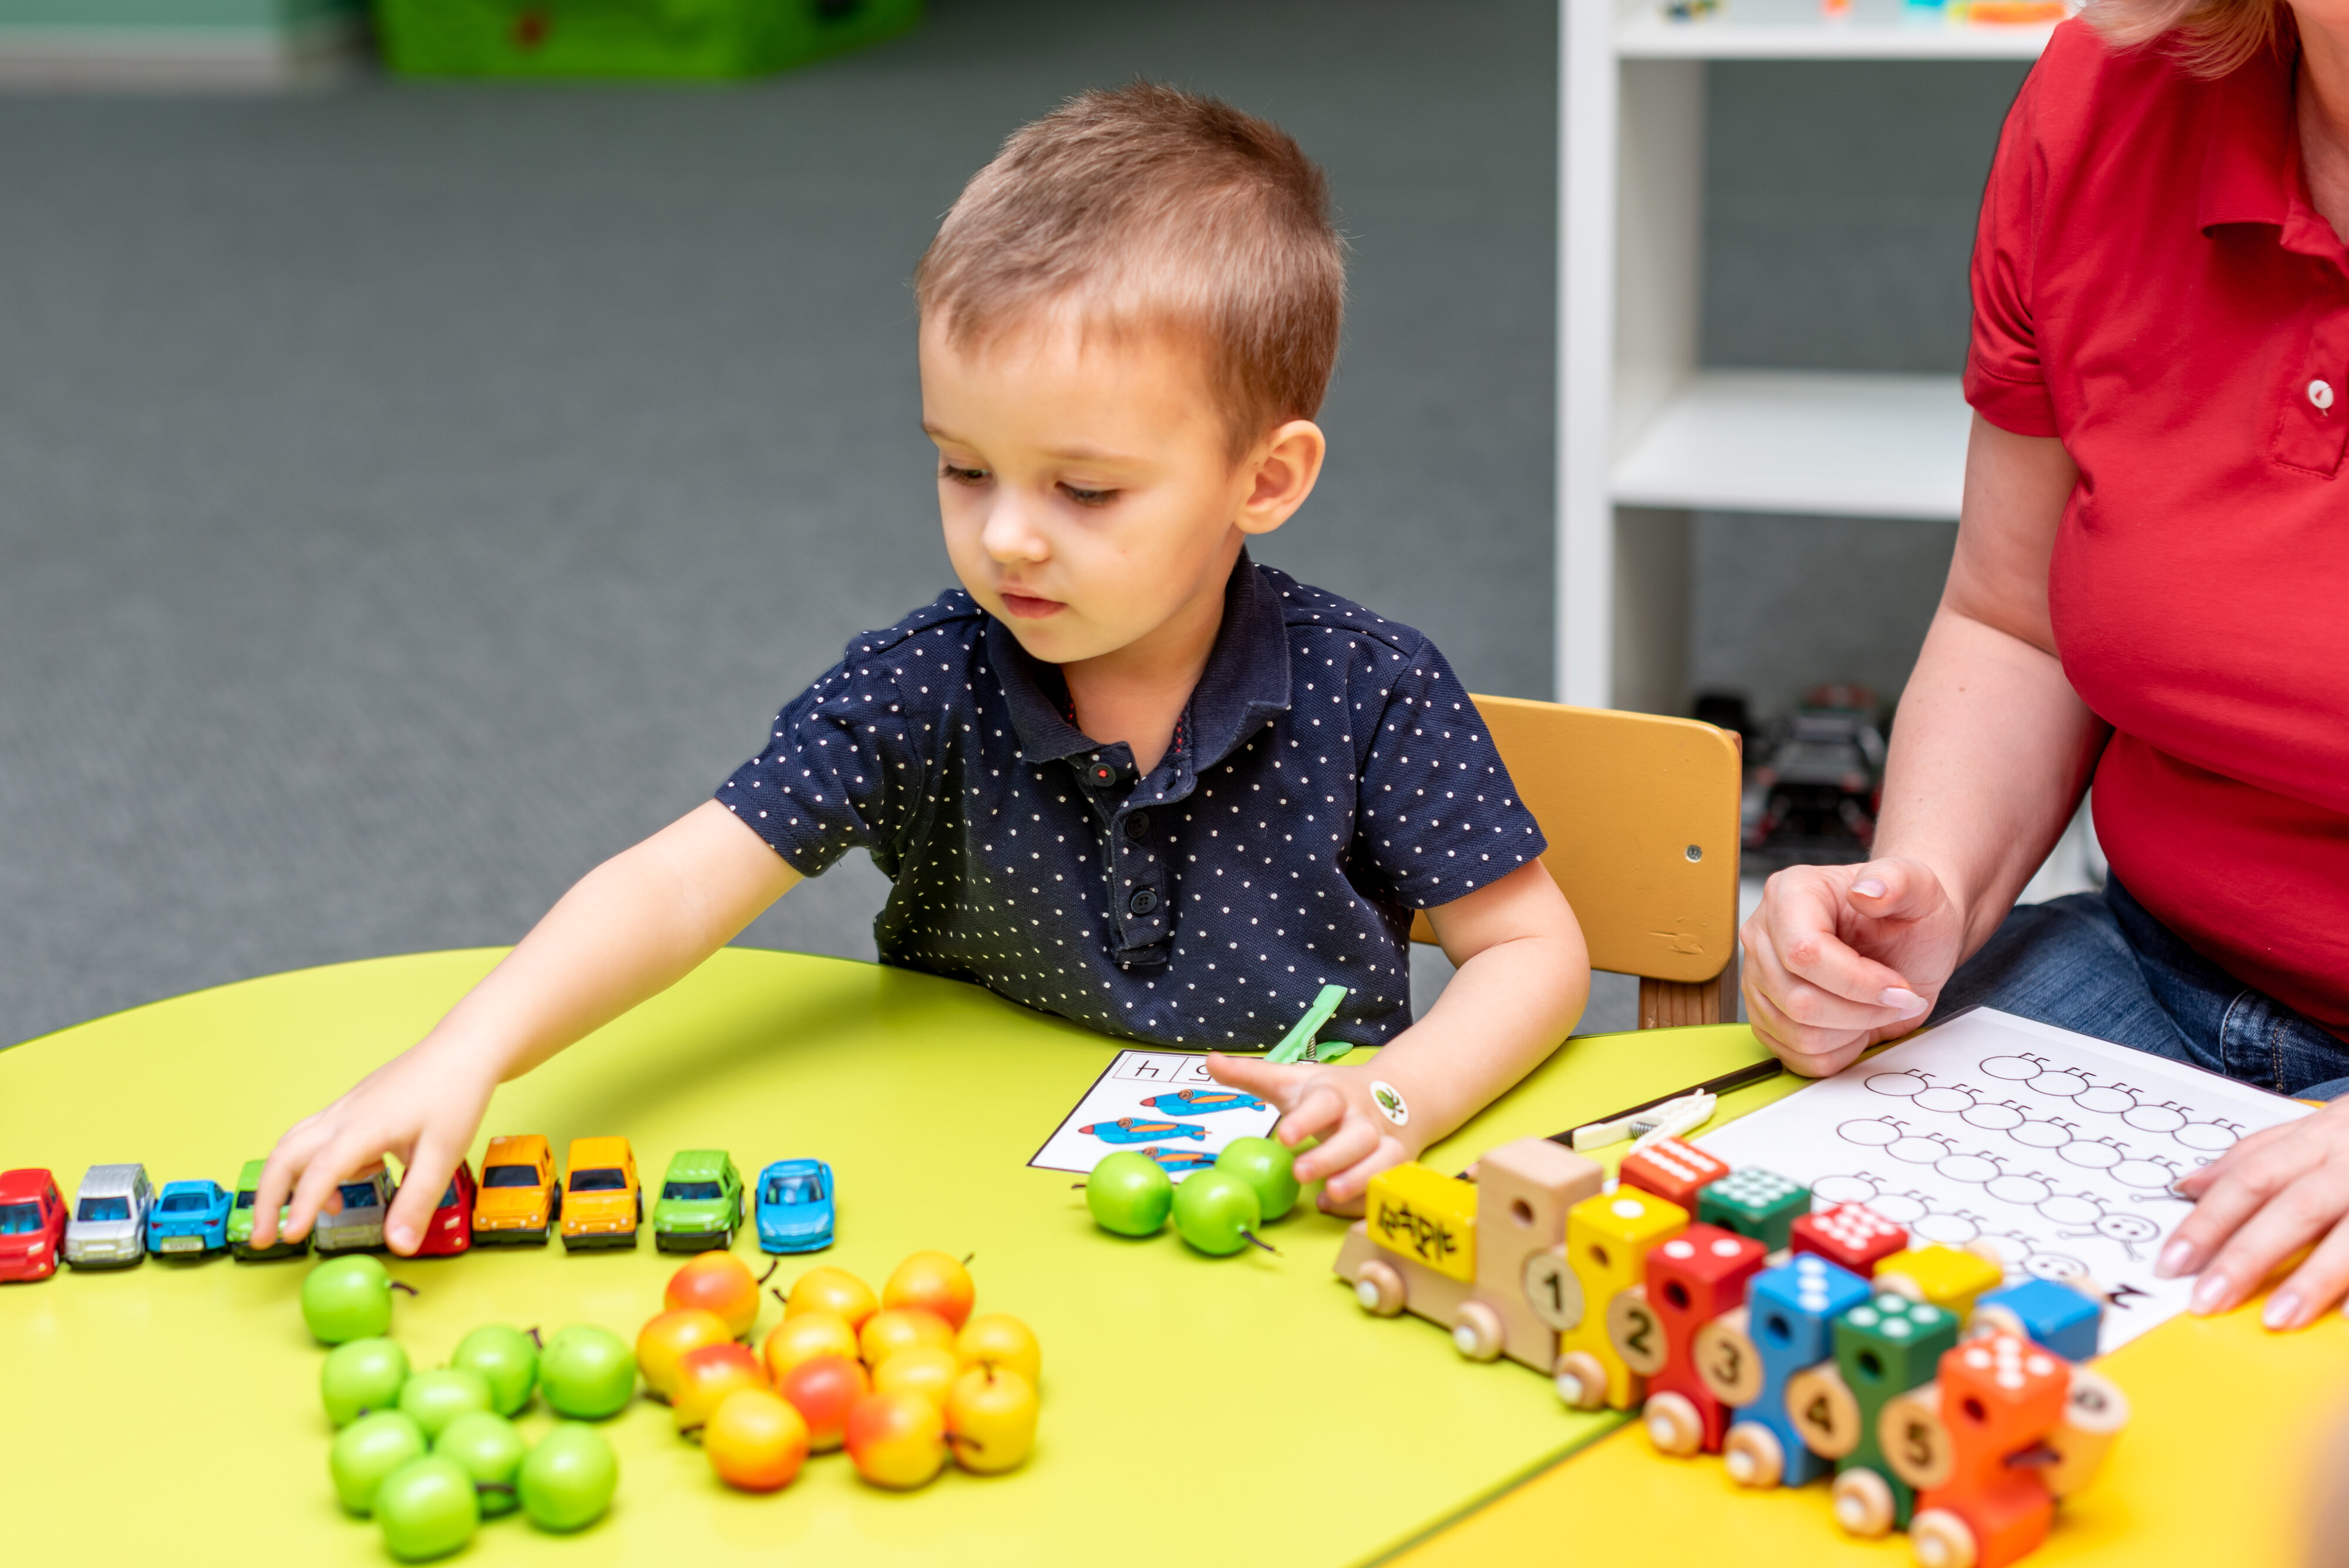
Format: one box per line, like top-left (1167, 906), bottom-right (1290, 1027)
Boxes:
top-left (1937, 876), bottom-right (2349, 1101)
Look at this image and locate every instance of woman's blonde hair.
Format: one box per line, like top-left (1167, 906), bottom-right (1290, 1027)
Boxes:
top-left (2081, 0), bottom-right (2286, 78)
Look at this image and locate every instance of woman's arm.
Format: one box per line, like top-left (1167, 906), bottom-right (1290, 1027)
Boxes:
top-left (1741, 415), bottom-right (2108, 1076)
top-left (251, 800), bottom-right (800, 1254)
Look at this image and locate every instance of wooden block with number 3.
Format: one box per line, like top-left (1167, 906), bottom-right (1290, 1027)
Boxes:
top-left (1636, 1223), bottom-right (1768, 1456)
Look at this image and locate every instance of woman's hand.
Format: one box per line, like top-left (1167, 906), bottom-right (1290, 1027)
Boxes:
top-left (2161, 1099), bottom-right (2349, 1330)
top-left (1202, 1054), bottom-right (1421, 1214)
top-left (1739, 856), bottom-right (1970, 1078)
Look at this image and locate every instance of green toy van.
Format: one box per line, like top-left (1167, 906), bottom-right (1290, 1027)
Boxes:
top-left (652, 1150), bottom-right (743, 1253)
top-left (227, 1158), bottom-right (308, 1261)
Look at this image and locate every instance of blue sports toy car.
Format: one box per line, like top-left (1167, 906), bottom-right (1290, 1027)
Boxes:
top-left (1139, 1146), bottom-right (1217, 1174)
top-left (1140, 1089), bottom-right (1267, 1115)
top-left (147, 1179), bottom-right (233, 1258)
top-left (1081, 1118), bottom-right (1207, 1145)
top-left (755, 1159), bottom-right (836, 1254)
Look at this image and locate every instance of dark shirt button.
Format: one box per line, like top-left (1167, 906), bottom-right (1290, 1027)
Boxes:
top-left (1128, 889), bottom-right (1159, 914)
top-left (1124, 812), bottom-right (1150, 842)
top-left (1089, 764), bottom-right (1116, 786)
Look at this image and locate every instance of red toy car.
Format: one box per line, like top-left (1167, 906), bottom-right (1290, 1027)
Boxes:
top-left (412, 1161), bottom-right (477, 1258)
top-left (0, 1167), bottom-right (69, 1282)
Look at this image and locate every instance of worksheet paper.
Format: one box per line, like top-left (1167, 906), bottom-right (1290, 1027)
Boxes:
top-left (1030, 1049), bottom-right (1280, 1179)
top-left (1694, 1008), bottom-right (2313, 1352)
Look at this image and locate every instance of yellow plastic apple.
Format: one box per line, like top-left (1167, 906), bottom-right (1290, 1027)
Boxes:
top-left (945, 1364), bottom-right (1038, 1475)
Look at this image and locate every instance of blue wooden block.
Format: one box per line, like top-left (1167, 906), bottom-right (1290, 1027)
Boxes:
top-left (1729, 1251), bottom-right (1872, 1487)
top-left (1974, 1276), bottom-right (2102, 1361)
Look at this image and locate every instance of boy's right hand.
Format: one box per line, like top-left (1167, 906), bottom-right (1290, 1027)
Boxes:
top-left (249, 1037), bottom-right (499, 1257)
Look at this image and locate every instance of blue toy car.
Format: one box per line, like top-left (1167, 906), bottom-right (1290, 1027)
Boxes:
top-left (1138, 1146), bottom-right (1217, 1174)
top-left (754, 1159), bottom-right (836, 1255)
top-left (1140, 1089), bottom-right (1267, 1115)
top-left (147, 1179), bottom-right (232, 1259)
top-left (1081, 1118), bottom-right (1207, 1145)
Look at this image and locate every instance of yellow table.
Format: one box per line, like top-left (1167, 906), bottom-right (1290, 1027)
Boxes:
top-left (2, 950), bottom-right (2336, 1567)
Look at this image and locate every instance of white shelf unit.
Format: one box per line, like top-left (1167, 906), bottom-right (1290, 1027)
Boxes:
top-left (1556, 0), bottom-right (2052, 713)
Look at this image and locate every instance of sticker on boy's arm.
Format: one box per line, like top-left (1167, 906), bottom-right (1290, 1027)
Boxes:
top-left (1371, 1081), bottom-right (1409, 1127)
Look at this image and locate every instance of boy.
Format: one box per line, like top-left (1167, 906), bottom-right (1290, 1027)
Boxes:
top-left (252, 83), bottom-right (1589, 1256)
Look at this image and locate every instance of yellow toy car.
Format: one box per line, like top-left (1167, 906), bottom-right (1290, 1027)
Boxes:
top-left (558, 1136), bottom-right (640, 1252)
top-left (473, 1134), bottom-right (560, 1246)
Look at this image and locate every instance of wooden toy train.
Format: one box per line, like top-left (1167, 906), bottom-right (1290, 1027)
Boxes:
top-left (1333, 1134), bottom-right (2128, 1568)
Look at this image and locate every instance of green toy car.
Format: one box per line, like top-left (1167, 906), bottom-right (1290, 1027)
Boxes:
top-left (227, 1158), bottom-right (307, 1262)
top-left (651, 1150), bottom-right (743, 1253)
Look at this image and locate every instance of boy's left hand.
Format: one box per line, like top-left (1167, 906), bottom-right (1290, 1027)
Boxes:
top-left (1204, 1053), bottom-right (1420, 1213)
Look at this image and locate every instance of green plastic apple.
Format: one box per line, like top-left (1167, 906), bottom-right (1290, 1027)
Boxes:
top-left (451, 1324), bottom-right (538, 1416)
top-left (329, 1409), bottom-right (428, 1516)
top-left (1170, 1168), bottom-right (1263, 1257)
top-left (1083, 1151), bottom-right (1173, 1237)
top-left (398, 1367), bottom-right (494, 1440)
top-left (302, 1254), bottom-right (399, 1345)
top-left (519, 1422), bottom-right (618, 1533)
top-left (435, 1410), bottom-right (526, 1517)
top-left (538, 1325), bottom-right (635, 1419)
top-left (373, 1455), bottom-right (479, 1562)
top-left (321, 1337), bottom-right (410, 1427)
top-left (1214, 1137), bottom-right (1300, 1222)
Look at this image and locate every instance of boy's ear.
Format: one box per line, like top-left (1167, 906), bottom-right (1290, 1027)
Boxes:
top-left (1236, 419), bottom-right (1327, 537)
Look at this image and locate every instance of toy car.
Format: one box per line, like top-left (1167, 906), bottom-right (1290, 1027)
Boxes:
top-left (227, 1158), bottom-right (307, 1262)
top-left (147, 1179), bottom-right (233, 1259)
top-left (315, 1169), bottom-right (395, 1255)
top-left (1739, 685), bottom-right (1887, 873)
top-left (1081, 1118), bottom-right (1207, 1144)
top-left (65, 1163), bottom-right (153, 1269)
top-left (1139, 1146), bottom-right (1217, 1174)
top-left (0, 1168), bottom-right (68, 1283)
top-left (1140, 1089), bottom-right (1266, 1115)
top-left (652, 1150), bottom-right (744, 1253)
top-left (559, 1136), bottom-right (640, 1252)
top-left (754, 1159), bottom-right (835, 1254)
top-left (474, 1134), bottom-right (561, 1245)
top-left (412, 1161), bottom-right (477, 1259)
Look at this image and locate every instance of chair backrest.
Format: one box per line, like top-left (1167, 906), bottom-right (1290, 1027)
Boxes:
top-left (1408, 696), bottom-right (1743, 1027)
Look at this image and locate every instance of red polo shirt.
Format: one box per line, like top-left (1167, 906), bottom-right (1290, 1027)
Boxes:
top-left (1967, 20), bottom-right (2349, 1033)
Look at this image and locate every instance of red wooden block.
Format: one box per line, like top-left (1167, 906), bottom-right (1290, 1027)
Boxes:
top-left (1642, 1222), bottom-right (1769, 1453)
top-left (1618, 1137), bottom-right (1732, 1212)
top-left (1790, 1200), bottom-right (1908, 1274)
top-left (1916, 1334), bottom-right (2069, 1568)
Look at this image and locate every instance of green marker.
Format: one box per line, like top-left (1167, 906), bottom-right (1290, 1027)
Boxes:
top-left (1267, 984), bottom-right (1349, 1065)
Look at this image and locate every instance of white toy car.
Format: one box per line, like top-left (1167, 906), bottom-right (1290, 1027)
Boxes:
top-left (314, 1169), bottom-right (394, 1255)
top-left (65, 1163), bottom-right (154, 1269)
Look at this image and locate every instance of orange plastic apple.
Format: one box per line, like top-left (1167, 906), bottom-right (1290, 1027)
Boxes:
top-left (672, 1342), bottom-right (767, 1435)
top-left (844, 1389), bottom-right (947, 1489)
top-left (784, 1266), bottom-right (879, 1329)
top-left (871, 1345), bottom-right (961, 1408)
top-left (637, 1308), bottom-right (736, 1402)
top-left (666, 1253), bottom-right (763, 1340)
top-left (763, 1309), bottom-right (860, 1382)
top-left (859, 1307), bottom-right (955, 1369)
top-left (882, 1250), bottom-right (977, 1331)
top-left (955, 1313), bottom-right (1042, 1387)
top-left (945, 1365), bottom-right (1038, 1475)
top-left (705, 1387), bottom-right (810, 1492)
top-left (777, 1353), bottom-right (869, 1453)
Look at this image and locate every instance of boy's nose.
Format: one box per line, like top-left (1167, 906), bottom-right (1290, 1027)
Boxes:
top-left (980, 500), bottom-right (1049, 564)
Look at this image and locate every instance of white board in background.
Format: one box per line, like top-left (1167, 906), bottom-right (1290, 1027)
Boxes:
top-left (1029, 1050), bottom-right (1280, 1179)
top-left (1694, 1008), bottom-right (2313, 1352)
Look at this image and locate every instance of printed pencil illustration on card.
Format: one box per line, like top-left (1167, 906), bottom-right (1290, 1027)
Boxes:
top-left (1030, 1051), bottom-right (1279, 1178)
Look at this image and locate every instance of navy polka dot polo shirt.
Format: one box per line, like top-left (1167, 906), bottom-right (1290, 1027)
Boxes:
top-left (717, 553), bottom-right (1546, 1050)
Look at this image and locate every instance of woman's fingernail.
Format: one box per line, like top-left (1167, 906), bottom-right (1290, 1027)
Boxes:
top-left (2264, 1290), bottom-right (2304, 1330)
top-left (2190, 1271), bottom-right (2232, 1315)
top-left (2155, 1239), bottom-right (2195, 1278)
top-left (1880, 987), bottom-right (1929, 1016)
top-left (1853, 877), bottom-right (1887, 899)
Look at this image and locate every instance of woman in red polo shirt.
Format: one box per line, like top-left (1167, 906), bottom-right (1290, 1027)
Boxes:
top-left (1742, 0), bottom-right (2349, 1330)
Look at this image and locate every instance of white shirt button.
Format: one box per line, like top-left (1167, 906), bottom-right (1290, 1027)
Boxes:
top-left (2310, 378), bottom-right (2335, 411)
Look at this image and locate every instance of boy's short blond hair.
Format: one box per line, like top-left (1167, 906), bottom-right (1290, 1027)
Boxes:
top-left (915, 81), bottom-right (1347, 459)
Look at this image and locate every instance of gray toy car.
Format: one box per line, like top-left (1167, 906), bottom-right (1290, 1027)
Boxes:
top-left (313, 1169), bottom-right (395, 1255)
top-left (64, 1163), bottom-right (154, 1269)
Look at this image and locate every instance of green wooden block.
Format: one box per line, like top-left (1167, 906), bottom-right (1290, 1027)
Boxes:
top-left (1833, 1290), bottom-right (1958, 1529)
top-left (1695, 1165), bottom-right (1809, 1251)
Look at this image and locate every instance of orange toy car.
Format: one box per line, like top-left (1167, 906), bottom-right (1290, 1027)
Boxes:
top-left (473, 1135), bottom-right (561, 1246)
top-left (558, 1136), bottom-right (640, 1252)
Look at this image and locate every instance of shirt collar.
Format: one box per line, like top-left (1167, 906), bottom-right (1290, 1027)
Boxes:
top-left (988, 549), bottom-right (1293, 773)
top-left (2197, 36), bottom-right (2296, 233)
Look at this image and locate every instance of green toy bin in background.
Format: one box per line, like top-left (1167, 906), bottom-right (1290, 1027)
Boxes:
top-left (375, 0), bottom-right (920, 79)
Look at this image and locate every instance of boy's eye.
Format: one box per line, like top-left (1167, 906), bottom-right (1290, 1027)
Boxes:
top-left (1059, 483), bottom-right (1116, 507)
top-left (941, 462), bottom-right (989, 486)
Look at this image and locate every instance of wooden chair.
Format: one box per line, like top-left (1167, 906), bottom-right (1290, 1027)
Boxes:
top-left (1407, 696), bottom-right (1744, 1029)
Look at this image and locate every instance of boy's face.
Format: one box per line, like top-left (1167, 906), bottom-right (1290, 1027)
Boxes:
top-left (920, 314), bottom-right (1317, 671)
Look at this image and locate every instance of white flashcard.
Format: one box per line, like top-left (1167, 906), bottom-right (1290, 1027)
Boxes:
top-left (1695, 1008), bottom-right (2313, 1352)
top-left (1029, 1050), bottom-right (1280, 1180)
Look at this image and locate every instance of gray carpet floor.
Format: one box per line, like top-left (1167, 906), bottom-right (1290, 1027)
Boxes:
top-left (0, 0), bottom-right (1571, 1046)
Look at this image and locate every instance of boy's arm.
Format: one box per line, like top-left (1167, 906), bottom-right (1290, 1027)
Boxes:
top-left (1206, 859), bottom-right (1589, 1212)
top-left (251, 800), bottom-right (799, 1255)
